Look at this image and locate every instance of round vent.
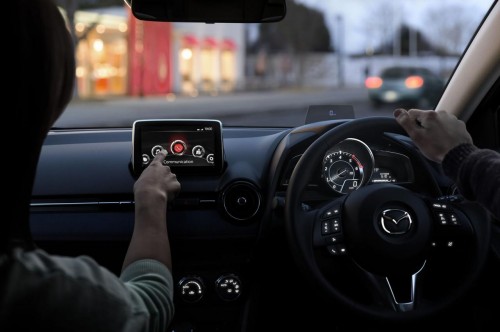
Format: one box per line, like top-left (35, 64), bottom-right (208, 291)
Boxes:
top-left (222, 181), bottom-right (261, 222)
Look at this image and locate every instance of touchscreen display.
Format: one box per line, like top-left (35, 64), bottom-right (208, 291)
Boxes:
top-left (132, 120), bottom-right (224, 176)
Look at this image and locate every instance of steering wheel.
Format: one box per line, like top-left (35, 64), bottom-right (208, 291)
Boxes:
top-left (284, 116), bottom-right (491, 322)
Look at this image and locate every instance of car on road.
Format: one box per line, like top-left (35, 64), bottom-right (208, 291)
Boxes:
top-left (14, 0), bottom-right (500, 331)
top-left (365, 66), bottom-right (445, 109)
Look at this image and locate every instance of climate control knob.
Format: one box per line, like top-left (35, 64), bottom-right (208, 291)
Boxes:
top-left (178, 276), bottom-right (205, 303)
top-left (215, 274), bottom-right (242, 301)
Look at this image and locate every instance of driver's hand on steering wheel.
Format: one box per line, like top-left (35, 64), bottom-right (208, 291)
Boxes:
top-left (394, 108), bottom-right (473, 163)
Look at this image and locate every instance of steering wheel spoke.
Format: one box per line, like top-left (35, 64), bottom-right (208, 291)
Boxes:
top-left (358, 262), bottom-right (426, 312)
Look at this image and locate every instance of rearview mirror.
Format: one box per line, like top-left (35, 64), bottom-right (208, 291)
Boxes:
top-left (123, 0), bottom-right (287, 23)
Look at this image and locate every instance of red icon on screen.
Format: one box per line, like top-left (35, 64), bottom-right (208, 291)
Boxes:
top-left (173, 143), bottom-right (184, 153)
top-left (171, 140), bottom-right (187, 155)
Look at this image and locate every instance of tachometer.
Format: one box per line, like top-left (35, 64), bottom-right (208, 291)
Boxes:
top-left (321, 138), bottom-right (374, 194)
top-left (322, 151), bottom-right (364, 194)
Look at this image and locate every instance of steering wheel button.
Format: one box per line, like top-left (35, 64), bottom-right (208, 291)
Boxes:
top-left (332, 220), bottom-right (341, 233)
top-left (432, 202), bottom-right (450, 210)
top-left (325, 235), bottom-right (342, 245)
top-left (321, 210), bottom-right (333, 219)
top-left (434, 211), bottom-right (462, 226)
top-left (434, 212), bottom-right (450, 225)
top-left (327, 246), bottom-right (339, 255)
top-left (320, 206), bottom-right (341, 220)
top-left (326, 245), bottom-right (347, 256)
top-left (321, 221), bottom-right (333, 235)
top-left (449, 214), bottom-right (460, 225)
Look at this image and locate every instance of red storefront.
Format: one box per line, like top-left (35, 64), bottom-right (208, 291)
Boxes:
top-left (74, 6), bottom-right (242, 98)
top-left (127, 11), bottom-right (172, 96)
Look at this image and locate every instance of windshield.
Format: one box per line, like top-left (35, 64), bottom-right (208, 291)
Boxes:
top-left (54, 0), bottom-right (493, 129)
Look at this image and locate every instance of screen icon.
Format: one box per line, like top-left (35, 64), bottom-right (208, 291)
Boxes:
top-left (192, 145), bottom-right (205, 158)
top-left (171, 140), bottom-right (187, 155)
top-left (151, 145), bottom-right (165, 156)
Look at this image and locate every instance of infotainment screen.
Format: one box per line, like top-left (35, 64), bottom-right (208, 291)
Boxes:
top-left (132, 119), bottom-right (224, 176)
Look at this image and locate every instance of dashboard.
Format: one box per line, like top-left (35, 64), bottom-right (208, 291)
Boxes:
top-left (30, 118), bottom-right (454, 331)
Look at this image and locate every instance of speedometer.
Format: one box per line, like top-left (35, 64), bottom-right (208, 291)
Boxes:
top-left (321, 138), bottom-right (374, 194)
top-left (322, 151), bottom-right (364, 194)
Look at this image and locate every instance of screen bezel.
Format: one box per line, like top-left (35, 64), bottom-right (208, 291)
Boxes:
top-left (132, 119), bottom-right (224, 177)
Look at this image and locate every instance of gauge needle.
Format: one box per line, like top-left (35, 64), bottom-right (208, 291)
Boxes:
top-left (332, 168), bottom-right (348, 181)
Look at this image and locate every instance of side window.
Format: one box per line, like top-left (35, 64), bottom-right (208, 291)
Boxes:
top-left (466, 78), bottom-right (500, 151)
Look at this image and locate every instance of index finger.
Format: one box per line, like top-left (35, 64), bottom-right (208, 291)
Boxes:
top-left (152, 149), bottom-right (168, 163)
top-left (394, 109), bottom-right (416, 131)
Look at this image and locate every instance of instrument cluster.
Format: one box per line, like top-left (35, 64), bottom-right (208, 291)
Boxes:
top-left (321, 138), bottom-right (413, 195)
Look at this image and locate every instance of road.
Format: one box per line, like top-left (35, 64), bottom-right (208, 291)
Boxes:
top-left (56, 87), bottom-right (397, 128)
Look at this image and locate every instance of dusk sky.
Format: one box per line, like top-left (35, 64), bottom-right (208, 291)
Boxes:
top-left (296, 0), bottom-right (494, 54)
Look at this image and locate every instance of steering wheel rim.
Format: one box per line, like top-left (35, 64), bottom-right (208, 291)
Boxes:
top-left (284, 116), bottom-right (491, 322)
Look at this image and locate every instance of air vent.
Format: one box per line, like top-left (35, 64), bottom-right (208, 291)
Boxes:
top-left (222, 181), bottom-right (261, 222)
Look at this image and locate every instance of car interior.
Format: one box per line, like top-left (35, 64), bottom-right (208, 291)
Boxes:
top-left (30, 0), bottom-right (500, 331)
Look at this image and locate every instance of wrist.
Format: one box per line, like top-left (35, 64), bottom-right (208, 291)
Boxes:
top-left (442, 143), bottom-right (477, 181)
top-left (134, 188), bottom-right (167, 204)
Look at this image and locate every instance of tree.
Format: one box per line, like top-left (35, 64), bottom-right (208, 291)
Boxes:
top-left (424, 3), bottom-right (482, 56)
top-left (359, 0), bottom-right (403, 55)
top-left (253, 0), bottom-right (332, 54)
top-left (248, 0), bottom-right (332, 86)
top-left (374, 24), bottom-right (441, 56)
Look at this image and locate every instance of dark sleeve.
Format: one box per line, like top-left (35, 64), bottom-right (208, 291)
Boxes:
top-left (442, 143), bottom-right (500, 220)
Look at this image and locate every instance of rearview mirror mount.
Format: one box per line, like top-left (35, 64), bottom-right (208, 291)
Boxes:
top-left (123, 0), bottom-right (286, 23)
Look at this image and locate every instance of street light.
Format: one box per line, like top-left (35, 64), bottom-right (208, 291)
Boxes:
top-left (336, 15), bottom-right (344, 87)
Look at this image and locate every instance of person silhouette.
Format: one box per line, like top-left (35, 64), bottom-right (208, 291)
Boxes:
top-left (0, 1), bottom-right (180, 331)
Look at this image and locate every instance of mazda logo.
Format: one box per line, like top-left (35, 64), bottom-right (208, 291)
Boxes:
top-left (380, 209), bottom-right (413, 235)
